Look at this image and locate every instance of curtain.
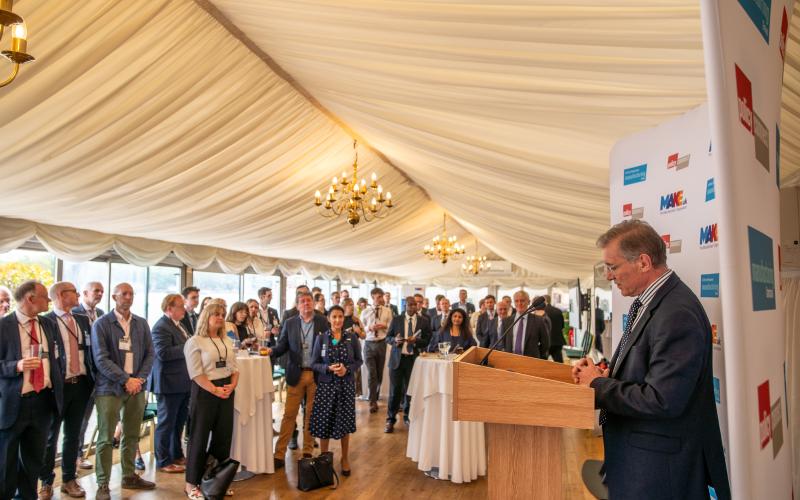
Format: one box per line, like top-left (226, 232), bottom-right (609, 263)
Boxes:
top-left (781, 277), bottom-right (800, 494)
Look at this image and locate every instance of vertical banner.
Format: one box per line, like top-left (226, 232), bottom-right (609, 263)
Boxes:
top-left (609, 105), bottom-right (728, 475)
top-left (701, 0), bottom-right (793, 498)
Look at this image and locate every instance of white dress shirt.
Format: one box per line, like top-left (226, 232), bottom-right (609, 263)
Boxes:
top-left (15, 310), bottom-right (52, 394)
top-left (360, 304), bottom-right (393, 341)
top-left (402, 313), bottom-right (417, 355)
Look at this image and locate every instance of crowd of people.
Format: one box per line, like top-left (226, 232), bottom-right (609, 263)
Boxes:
top-left (0, 279), bottom-right (568, 499)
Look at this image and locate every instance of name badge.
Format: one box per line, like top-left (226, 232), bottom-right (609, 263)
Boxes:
top-left (119, 339), bottom-right (131, 351)
top-left (84, 334), bottom-right (91, 347)
top-left (216, 360), bottom-right (227, 369)
top-left (302, 342), bottom-right (309, 350)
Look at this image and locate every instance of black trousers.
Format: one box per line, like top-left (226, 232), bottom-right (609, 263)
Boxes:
top-left (186, 378), bottom-right (234, 486)
top-left (0, 389), bottom-right (56, 500)
top-left (549, 345), bottom-right (564, 363)
top-left (77, 388), bottom-right (95, 456)
top-left (155, 391), bottom-right (190, 468)
top-left (41, 377), bottom-right (92, 485)
top-left (386, 355), bottom-right (416, 423)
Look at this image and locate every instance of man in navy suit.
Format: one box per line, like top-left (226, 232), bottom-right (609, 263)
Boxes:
top-left (271, 291), bottom-right (329, 468)
top-left (0, 280), bottom-right (64, 500)
top-left (73, 280), bottom-right (104, 471)
top-left (384, 297), bottom-right (431, 433)
top-left (149, 294), bottom-right (191, 474)
top-left (430, 296), bottom-right (450, 333)
top-left (179, 286), bottom-right (199, 336)
top-left (475, 295), bottom-right (498, 347)
top-left (502, 292), bottom-right (550, 359)
top-left (452, 289), bottom-right (475, 315)
top-left (574, 220), bottom-right (730, 500)
top-left (39, 282), bottom-right (95, 499)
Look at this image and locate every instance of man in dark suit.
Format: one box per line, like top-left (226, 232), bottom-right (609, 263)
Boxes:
top-left (0, 281), bottom-right (64, 500)
top-left (179, 286), bottom-right (199, 336)
top-left (258, 287), bottom-right (280, 337)
top-left (149, 294), bottom-right (191, 474)
top-left (427, 294), bottom-right (443, 320)
top-left (271, 291), bottom-right (329, 468)
top-left (453, 289), bottom-right (476, 315)
top-left (430, 296), bottom-right (450, 333)
top-left (574, 220), bottom-right (730, 500)
top-left (475, 295), bottom-right (498, 347)
top-left (481, 299), bottom-right (510, 348)
top-left (384, 296), bottom-right (431, 433)
top-left (413, 294), bottom-right (429, 320)
top-left (39, 282), bottom-right (95, 499)
top-left (73, 280), bottom-right (105, 471)
top-left (384, 292), bottom-right (399, 316)
top-left (502, 291), bottom-right (549, 359)
top-left (543, 295), bottom-right (566, 363)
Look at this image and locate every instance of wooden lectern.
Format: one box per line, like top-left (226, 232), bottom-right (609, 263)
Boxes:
top-left (453, 346), bottom-right (594, 500)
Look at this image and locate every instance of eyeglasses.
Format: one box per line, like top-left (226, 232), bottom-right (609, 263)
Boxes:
top-left (604, 261), bottom-right (628, 274)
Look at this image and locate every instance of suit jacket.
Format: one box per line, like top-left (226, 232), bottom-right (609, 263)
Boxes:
top-left (310, 330), bottom-right (363, 384)
top-left (260, 306), bottom-right (280, 327)
top-left (544, 305), bottom-right (565, 347)
top-left (453, 302), bottom-right (475, 315)
top-left (385, 314), bottom-right (432, 370)
top-left (271, 314), bottom-right (330, 387)
top-left (590, 273), bottom-right (730, 500)
top-left (0, 313), bottom-right (64, 430)
top-left (427, 307), bottom-right (438, 319)
top-left (72, 304), bottom-right (105, 324)
top-left (501, 313), bottom-right (550, 359)
top-left (388, 304), bottom-right (399, 316)
top-left (44, 311), bottom-right (95, 384)
top-left (91, 310), bottom-right (155, 397)
top-left (148, 315), bottom-right (191, 394)
top-left (475, 311), bottom-right (501, 347)
top-left (179, 309), bottom-right (198, 336)
top-left (430, 311), bottom-right (449, 333)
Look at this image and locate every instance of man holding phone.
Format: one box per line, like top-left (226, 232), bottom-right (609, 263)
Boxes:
top-left (384, 296), bottom-right (431, 433)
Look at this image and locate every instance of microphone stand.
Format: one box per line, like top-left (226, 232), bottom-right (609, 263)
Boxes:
top-left (479, 302), bottom-right (539, 366)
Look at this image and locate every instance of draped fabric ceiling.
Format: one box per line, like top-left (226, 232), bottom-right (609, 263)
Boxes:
top-left (1, 0), bottom-right (799, 285)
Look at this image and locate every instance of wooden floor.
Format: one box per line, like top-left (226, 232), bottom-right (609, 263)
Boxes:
top-left (51, 398), bottom-right (603, 499)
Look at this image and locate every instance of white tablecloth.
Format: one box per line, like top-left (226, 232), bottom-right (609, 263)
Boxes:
top-left (231, 354), bottom-right (275, 474)
top-left (405, 355), bottom-right (486, 483)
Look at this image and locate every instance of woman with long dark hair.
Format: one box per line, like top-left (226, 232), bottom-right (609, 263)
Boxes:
top-left (428, 308), bottom-right (477, 354)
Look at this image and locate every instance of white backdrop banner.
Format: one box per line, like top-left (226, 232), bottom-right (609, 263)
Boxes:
top-left (700, 0), bottom-right (794, 498)
top-left (609, 104), bottom-right (728, 486)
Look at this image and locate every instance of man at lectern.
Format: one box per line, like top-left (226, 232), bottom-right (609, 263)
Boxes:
top-left (573, 220), bottom-right (730, 500)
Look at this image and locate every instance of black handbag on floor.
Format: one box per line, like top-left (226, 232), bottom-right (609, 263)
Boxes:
top-left (201, 457), bottom-right (240, 500)
top-left (297, 451), bottom-right (339, 492)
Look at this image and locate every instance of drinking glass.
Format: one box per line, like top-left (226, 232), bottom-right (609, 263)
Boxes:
top-left (233, 339), bottom-right (241, 355)
top-left (438, 342), bottom-right (451, 359)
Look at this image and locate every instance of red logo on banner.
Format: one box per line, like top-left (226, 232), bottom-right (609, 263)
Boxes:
top-left (780, 7), bottom-right (788, 61)
top-left (623, 203), bottom-right (632, 217)
top-left (758, 380), bottom-right (772, 449)
top-left (667, 153), bottom-right (678, 169)
top-left (736, 64), bottom-right (754, 134)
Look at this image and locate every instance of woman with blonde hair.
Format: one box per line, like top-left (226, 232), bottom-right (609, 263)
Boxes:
top-left (183, 303), bottom-right (241, 499)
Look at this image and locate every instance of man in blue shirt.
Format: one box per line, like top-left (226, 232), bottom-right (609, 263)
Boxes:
top-left (91, 283), bottom-right (155, 500)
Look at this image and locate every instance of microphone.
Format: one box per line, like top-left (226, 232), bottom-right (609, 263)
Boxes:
top-left (479, 296), bottom-right (545, 366)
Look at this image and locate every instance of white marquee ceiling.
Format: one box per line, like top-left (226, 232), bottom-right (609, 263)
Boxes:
top-left (1, 0), bottom-right (799, 284)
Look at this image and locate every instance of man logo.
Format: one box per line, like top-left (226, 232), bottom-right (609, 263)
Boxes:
top-left (622, 203), bottom-right (643, 219)
top-left (667, 153), bottom-right (690, 170)
top-left (736, 64), bottom-right (754, 134)
top-left (661, 234), bottom-right (682, 254)
top-left (659, 190), bottom-right (687, 213)
top-left (700, 224), bottom-right (718, 247)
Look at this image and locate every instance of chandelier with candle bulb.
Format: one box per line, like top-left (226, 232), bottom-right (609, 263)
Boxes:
top-left (423, 213), bottom-right (465, 264)
top-left (462, 241), bottom-right (491, 275)
top-left (314, 140), bottom-right (393, 227)
top-left (0, 0), bottom-right (34, 88)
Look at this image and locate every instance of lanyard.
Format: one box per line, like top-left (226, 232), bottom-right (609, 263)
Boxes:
top-left (56, 315), bottom-right (82, 344)
top-left (301, 321), bottom-right (314, 345)
top-left (210, 336), bottom-right (227, 362)
top-left (17, 319), bottom-right (42, 344)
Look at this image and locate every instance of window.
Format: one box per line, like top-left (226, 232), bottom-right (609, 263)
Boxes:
top-left (193, 271), bottom-right (241, 310)
top-left (147, 266), bottom-right (182, 324)
top-left (243, 274), bottom-right (281, 308)
top-left (62, 260), bottom-right (111, 312)
top-left (425, 286), bottom-right (447, 307)
top-left (110, 263), bottom-right (147, 317)
top-left (312, 279), bottom-right (335, 299)
top-left (0, 249), bottom-right (57, 300)
top-left (286, 273), bottom-right (310, 308)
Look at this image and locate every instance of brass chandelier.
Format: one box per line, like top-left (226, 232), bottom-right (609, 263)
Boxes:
top-left (0, 0), bottom-right (34, 89)
top-left (462, 241), bottom-right (491, 275)
top-left (314, 140), bottom-right (393, 227)
top-left (423, 213), bottom-right (465, 264)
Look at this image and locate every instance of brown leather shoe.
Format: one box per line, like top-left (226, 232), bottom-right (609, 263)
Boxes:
top-left (60, 479), bottom-right (86, 498)
top-left (95, 484), bottom-right (111, 500)
top-left (369, 402), bottom-right (378, 413)
top-left (159, 463), bottom-right (185, 473)
top-left (121, 475), bottom-right (155, 490)
top-left (38, 484), bottom-right (53, 500)
top-left (76, 457), bottom-right (93, 470)
top-left (174, 457), bottom-right (186, 466)
top-left (384, 422), bottom-right (394, 433)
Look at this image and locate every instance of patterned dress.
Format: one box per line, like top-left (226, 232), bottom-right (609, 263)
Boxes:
top-left (309, 335), bottom-right (357, 440)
